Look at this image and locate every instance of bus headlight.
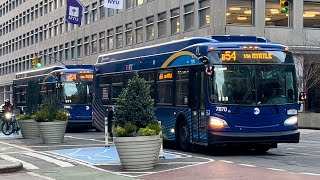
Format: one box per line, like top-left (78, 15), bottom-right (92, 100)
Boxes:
top-left (209, 116), bottom-right (228, 129)
top-left (284, 116), bottom-right (298, 126)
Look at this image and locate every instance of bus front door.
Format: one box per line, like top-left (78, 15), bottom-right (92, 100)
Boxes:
top-left (190, 67), bottom-right (207, 144)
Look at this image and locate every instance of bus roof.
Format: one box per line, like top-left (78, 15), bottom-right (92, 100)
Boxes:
top-left (14, 64), bottom-right (93, 80)
top-left (96, 35), bottom-right (282, 64)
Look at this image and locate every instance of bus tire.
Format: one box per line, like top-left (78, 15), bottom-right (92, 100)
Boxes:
top-left (177, 120), bottom-right (190, 152)
top-left (253, 146), bottom-right (270, 154)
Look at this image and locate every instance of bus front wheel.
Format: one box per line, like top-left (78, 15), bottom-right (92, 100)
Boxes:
top-left (252, 146), bottom-right (271, 154)
top-left (177, 120), bottom-right (190, 152)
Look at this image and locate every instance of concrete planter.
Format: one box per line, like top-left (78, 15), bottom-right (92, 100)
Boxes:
top-left (38, 121), bottom-right (67, 144)
top-left (19, 119), bottom-right (40, 139)
top-left (114, 135), bottom-right (161, 171)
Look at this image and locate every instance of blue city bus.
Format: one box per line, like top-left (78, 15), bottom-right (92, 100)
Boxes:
top-left (13, 65), bottom-right (94, 129)
top-left (93, 35), bottom-right (300, 152)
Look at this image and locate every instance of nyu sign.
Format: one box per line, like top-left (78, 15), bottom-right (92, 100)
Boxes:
top-left (66, 0), bottom-right (83, 26)
top-left (104, 0), bottom-right (123, 10)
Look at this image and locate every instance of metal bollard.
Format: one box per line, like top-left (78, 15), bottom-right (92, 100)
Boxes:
top-left (158, 121), bottom-right (165, 158)
top-left (105, 117), bottom-right (109, 147)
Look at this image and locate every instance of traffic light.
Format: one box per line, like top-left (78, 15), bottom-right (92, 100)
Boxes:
top-left (32, 56), bottom-right (42, 68)
top-left (280, 0), bottom-right (289, 13)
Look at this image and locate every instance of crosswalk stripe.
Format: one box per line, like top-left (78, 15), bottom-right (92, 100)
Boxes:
top-left (0, 154), bottom-right (39, 170)
top-left (24, 152), bottom-right (74, 168)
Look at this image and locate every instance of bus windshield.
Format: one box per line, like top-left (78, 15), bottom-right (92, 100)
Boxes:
top-left (208, 56), bottom-right (297, 105)
top-left (60, 81), bottom-right (93, 104)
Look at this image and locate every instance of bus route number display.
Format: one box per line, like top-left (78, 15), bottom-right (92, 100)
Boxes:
top-left (220, 51), bottom-right (274, 62)
top-left (63, 74), bottom-right (93, 81)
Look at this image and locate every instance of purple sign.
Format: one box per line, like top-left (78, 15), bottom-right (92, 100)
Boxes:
top-left (66, 0), bottom-right (83, 26)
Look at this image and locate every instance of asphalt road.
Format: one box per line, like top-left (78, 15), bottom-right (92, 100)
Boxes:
top-left (0, 129), bottom-right (319, 180)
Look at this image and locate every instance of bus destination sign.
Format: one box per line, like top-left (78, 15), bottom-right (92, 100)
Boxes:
top-left (219, 51), bottom-right (283, 63)
top-left (62, 73), bottom-right (93, 81)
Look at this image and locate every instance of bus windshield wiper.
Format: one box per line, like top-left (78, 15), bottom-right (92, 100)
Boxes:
top-left (269, 97), bottom-right (280, 114)
top-left (234, 83), bottom-right (255, 114)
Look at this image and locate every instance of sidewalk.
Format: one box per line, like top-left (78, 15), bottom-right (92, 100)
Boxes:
top-left (0, 160), bottom-right (23, 173)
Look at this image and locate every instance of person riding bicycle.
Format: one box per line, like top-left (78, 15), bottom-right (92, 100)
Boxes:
top-left (2, 99), bottom-right (13, 112)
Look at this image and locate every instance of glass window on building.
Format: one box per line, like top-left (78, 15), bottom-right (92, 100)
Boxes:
top-left (227, 0), bottom-right (254, 25)
top-left (157, 12), bottom-right (166, 38)
top-left (107, 29), bottom-right (114, 50)
top-left (59, 44), bottom-right (64, 61)
top-left (84, 6), bottom-right (90, 25)
top-left (266, 0), bottom-right (293, 27)
top-left (184, 3), bottom-right (194, 31)
top-left (135, 19), bottom-right (143, 44)
top-left (77, 39), bottom-right (82, 58)
top-left (99, 0), bottom-right (106, 19)
top-left (171, 8), bottom-right (180, 34)
top-left (91, 34), bottom-right (97, 54)
top-left (64, 43), bottom-right (69, 61)
top-left (99, 31), bottom-right (105, 52)
top-left (84, 36), bottom-right (89, 56)
top-left (116, 26), bottom-right (123, 48)
top-left (108, 8), bottom-right (114, 17)
top-left (71, 41), bottom-right (76, 59)
top-left (92, 2), bottom-right (98, 22)
top-left (146, 16), bottom-right (154, 41)
top-left (136, 0), bottom-right (143, 6)
top-left (125, 23), bottom-right (133, 46)
top-left (126, 0), bottom-right (133, 9)
top-left (199, 0), bottom-right (210, 28)
top-left (303, 1), bottom-right (320, 28)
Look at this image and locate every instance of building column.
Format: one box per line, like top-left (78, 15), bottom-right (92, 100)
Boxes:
top-left (211, 0), bottom-right (227, 35)
top-left (255, 0), bottom-right (266, 37)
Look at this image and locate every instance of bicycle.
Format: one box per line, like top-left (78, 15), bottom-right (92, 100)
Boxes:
top-left (1, 111), bottom-right (20, 135)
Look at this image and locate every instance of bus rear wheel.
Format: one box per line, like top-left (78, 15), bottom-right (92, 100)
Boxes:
top-left (177, 121), bottom-right (190, 152)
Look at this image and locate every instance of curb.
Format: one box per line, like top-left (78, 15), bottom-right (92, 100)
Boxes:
top-left (0, 160), bottom-right (23, 174)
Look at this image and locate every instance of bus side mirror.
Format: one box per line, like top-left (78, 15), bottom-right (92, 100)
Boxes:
top-left (299, 92), bottom-right (307, 101)
top-left (199, 56), bottom-right (209, 64)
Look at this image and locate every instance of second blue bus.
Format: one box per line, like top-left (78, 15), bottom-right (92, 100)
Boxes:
top-left (13, 65), bottom-right (94, 129)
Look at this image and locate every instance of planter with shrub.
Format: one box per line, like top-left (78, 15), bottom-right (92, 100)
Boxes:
top-left (113, 72), bottom-right (161, 171)
top-left (34, 95), bottom-right (68, 144)
top-left (17, 114), bottom-right (40, 139)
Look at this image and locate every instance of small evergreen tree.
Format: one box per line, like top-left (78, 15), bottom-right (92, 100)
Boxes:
top-left (26, 80), bottom-right (39, 115)
top-left (114, 72), bottom-right (158, 136)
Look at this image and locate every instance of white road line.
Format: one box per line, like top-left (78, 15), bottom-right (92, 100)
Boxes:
top-left (219, 160), bottom-right (234, 164)
top-left (135, 160), bottom-right (215, 177)
top-left (299, 172), bottom-right (320, 176)
top-left (24, 152), bottom-right (74, 168)
top-left (238, 164), bottom-right (257, 168)
top-left (0, 154), bottom-right (39, 170)
top-left (158, 162), bottom-right (202, 165)
top-left (0, 151), bottom-right (29, 155)
top-left (28, 144), bottom-right (104, 148)
top-left (64, 136), bottom-right (106, 143)
top-left (266, 168), bottom-right (286, 172)
top-left (0, 141), bottom-right (133, 178)
top-left (27, 172), bottom-right (56, 180)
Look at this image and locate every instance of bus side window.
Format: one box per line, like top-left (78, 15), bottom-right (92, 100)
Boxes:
top-left (157, 69), bottom-right (173, 105)
top-left (176, 68), bottom-right (189, 106)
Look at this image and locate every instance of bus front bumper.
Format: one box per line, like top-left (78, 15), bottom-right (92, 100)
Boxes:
top-left (208, 130), bottom-right (300, 145)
